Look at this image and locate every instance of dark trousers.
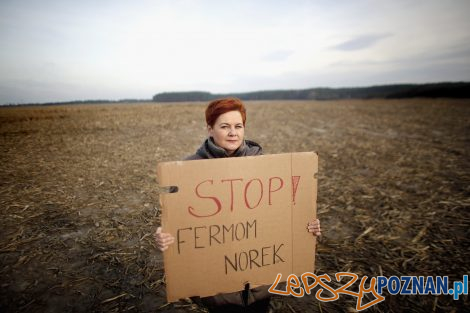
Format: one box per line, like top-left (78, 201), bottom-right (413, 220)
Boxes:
top-left (206, 298), bottom-right (271, 313)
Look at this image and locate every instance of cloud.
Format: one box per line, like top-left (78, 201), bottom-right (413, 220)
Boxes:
top-left (261, 49), bottom-right (294, 62)
top-left (329, 40), bottom-right (470, 69)
top-left (333, 33), bottom-right (393, 51)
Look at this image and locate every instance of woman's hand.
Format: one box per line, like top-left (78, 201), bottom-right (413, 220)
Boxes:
top-left (154, 227), bottom-right (175, 252)
top-left (307, 219), bottom-right (321, 236)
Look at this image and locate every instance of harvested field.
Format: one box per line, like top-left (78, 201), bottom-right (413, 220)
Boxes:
top-left (0, 99), bottom-right (469, 312)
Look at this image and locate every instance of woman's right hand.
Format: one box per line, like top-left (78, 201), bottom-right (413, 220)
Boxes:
top-left (154, 227), bottom-right (175, 252)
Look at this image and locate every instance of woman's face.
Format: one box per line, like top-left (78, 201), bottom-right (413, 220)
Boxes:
top-left (208, 110), bottom-right (245, 155)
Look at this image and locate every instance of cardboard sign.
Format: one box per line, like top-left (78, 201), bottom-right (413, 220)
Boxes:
top-left (157, 152), bottom-right (318, 302)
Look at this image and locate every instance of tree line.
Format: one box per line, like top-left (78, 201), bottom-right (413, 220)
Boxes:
top-left (152, 82), bottom-right (470, 102)
top-left (4, 82), bottom-right (469, 107)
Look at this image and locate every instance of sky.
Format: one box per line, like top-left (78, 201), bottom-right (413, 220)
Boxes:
top-left (1, 0), bottom-right (469, 104)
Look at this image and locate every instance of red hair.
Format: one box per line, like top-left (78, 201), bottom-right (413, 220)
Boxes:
top-left (205, 97), bottom-right (247, 127)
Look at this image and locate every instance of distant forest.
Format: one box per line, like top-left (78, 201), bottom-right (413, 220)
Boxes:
top-left (4, 82), bottom-right (470, 106)
top-left (153, 82), bottom-right (470, 102)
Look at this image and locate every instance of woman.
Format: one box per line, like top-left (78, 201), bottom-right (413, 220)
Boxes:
top-left (155, 97), bottom-right (321, 312)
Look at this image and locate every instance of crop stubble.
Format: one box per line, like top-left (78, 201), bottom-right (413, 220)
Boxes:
top-left (0, 99), bottom-right (469, 312)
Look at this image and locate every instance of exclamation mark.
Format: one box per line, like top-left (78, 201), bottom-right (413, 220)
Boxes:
top-left (292, 176), bottom-right (300, 204)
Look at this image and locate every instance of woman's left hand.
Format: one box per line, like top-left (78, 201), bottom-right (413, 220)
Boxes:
top-left (307, 219), bottom-right (321, 236)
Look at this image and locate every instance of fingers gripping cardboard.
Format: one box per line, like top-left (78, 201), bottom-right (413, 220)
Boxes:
top-left (156, 152), bottom-right (318, 302)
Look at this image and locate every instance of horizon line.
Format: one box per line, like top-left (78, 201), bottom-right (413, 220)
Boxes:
top-left (2, 81), bottom-right (469, 106)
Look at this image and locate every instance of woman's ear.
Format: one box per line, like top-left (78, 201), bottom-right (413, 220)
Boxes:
top-left (207, 125), bottom-right (213, 136)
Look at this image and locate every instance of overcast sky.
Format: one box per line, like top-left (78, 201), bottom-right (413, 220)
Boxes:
top-left (1, 0), bottom-right (469, 104)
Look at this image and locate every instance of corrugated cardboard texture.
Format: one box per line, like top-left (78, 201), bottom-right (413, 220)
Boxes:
top-left (157, 152), bottom-right (318, 302)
